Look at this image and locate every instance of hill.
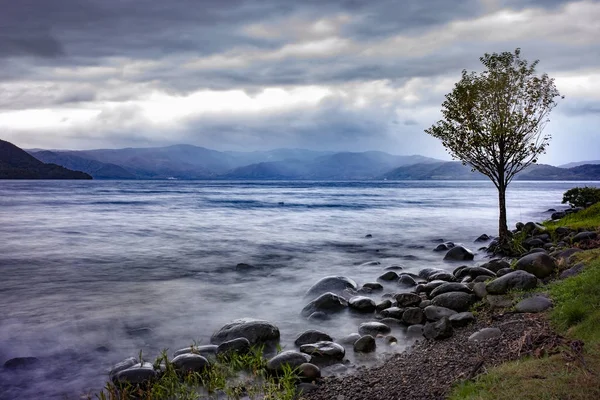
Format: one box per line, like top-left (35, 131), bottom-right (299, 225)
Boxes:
top-left (31, 150), bottom-right (136, 179)
top-left (0, 140), bottom-right (92, 179)
top-left (559, 160), bottom-right (600, 168)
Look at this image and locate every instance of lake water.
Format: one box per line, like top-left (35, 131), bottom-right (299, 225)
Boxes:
top-left (0, 180), bottom-right (596, 399)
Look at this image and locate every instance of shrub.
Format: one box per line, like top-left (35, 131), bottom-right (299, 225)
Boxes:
top-left (562, 186), bottom-right (600, 208)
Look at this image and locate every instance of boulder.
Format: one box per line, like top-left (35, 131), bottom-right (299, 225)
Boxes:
top-left (475, 234), bottom-right (491, 243)
top-left (515, 296), bottom-right (552, 313)
top-left (109, 357), bottom-right (138, 381)
top-left (449, 312), bottom-right (475, 327)
top-left (424, 305), bottom-right (457, 321)
top-left (555, 226), bottom-right (571, 236)
top-left (173, 345), bottom-right (218, 358)
top-left (171, 354), bottom-right (210, 374)
top-left (553, 248), bottom-right (582, 264)
top-left (479, 259), bottom-right (511, 273)
top-left (416, 280), bottom-right (447, 294)
top-left (362, 282), bottom-right (383, 291)
top-left (431, 292), bottom-right (474, 312)
top-left (486, 271), bottom-right (538, 295)
top-left (348, 296), bottom-right (376, 313)
top-left (472, 282), bottom-right (487, 299)
top-left (523, 222), bottom-right (546, 235)
top-left (515, 253), bottom-right (557, 279)
top-left (402, 307), bottom-right (425, 325)
top-left (3, 357), bottom-right (40, 370)
top-left (496, 268), bottom-right (513, 277)
top-left (406, 325), bottom-right (424, 338)
top-left (419, 300), bottom-right (432, 308)
top-left (380, 307), bottom-right (405, 319)
top-left (353, 335), bottom-right (376, 353)
top-left (434, 242), bottom-right (455, 252)
top-left (376, 299), bottom-right (393, 312)
top-left (515, 222), bottom-right (524, 231)
top-left (418, 268), bottom-right (446, 280)
top-left (299, 342), bottom-right (345, 362)
top-left (430, 283), bottom-right (472, 298)
top-left (572, 231), bottom-right (598, 243)
top-left (113, 362), bottom-right (157, 385)
top-left (560, 262), bottom-right (586, 279)
top-left (443, 246), bottom-right (475, 261)
top-left (428, 271), bottom-right (455, 282)
top-left (308, 312), bottom-right (330, 322)
top-left (305, 276), bottom-right (358, 298)
top-left (336, 333), bottom-right (361, 345)
top-left (358, 322), bottom-right (391, 336)
top-left (298, 363), bottom-right (321, 381)
top-left (398, 274), bottom-right (418, 286)
top-left (267, 351), bottom-right (311, 373)
top-left (455, 266), bottom-right (496, 280)
top-left (294, 330), bottom-right (333, 347)
top-left (217, 337), bottom-right (251, 356)
top-left (395, 293), bottom-right (422, 307)
top-left (378, 271), bottom-right (399, 281)
top-left (301, 292), bottom-right (348, 317)
top-left (468, 328), bottom-right (501, 342)
top-left (210, 318), bottom-right (280, 345)
top-left (423, 317), bottom-right (453, 340)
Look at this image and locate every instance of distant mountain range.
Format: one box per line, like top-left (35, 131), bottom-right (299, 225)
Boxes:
top-left (559, 160), bottom-right (600, 169)
top-left (0, 139), bottom-right (92, 179)
top-left (1, 138), bottom-right (599, 180)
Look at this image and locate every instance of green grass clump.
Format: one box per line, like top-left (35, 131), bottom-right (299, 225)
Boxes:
top-left (544, 202), bottom-right (600, 231)
top-left (91, 345), bottom-right (300, 400)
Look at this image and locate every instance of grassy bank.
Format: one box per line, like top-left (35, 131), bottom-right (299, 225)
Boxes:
top-left (449, 205), bottom-right (600, 400)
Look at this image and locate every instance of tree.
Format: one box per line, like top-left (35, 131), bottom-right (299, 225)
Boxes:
top-left (425, 48), bottom-right (562, 248)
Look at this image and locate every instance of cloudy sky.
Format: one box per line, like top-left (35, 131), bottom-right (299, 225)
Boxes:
top-left (0, 0), bottom-right (598, 164)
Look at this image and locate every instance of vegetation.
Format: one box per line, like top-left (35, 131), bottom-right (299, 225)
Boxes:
top-left (562, 186), bottom-right (600, 208)
top-left (449, 209), bottom-right (600, 400)
top-left (545, 202), bottom-right (600, 232)
top-left (425, 48), bottom-right (562, 247)
top-left (91, 346), bottom-right (300, 400)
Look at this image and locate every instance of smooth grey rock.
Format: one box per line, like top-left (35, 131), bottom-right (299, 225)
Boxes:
top-left (267, 351), bottom-right (311, 373)
top-left (380, 306), bottom-right (405, 319)
top-left (114, 362), bottom-right (157, 385)
top-left (398, 274), bottom-right (418, 286)
top-left (336, 333), bottom-right (361, 345)
top-left (417, 280), bottom-right (447, 294)
top-left (434, 242), bottom-right (455, 251)
top-left (486, 271), bottom-right (538, 295)
top-left (298, 363), bottom-right (321, 381)
top-left (402, 307), bottom-right (425, 325)
top-left (173, 345), bottom-right (218, 358)
top-left (515, 296), bottom-right (552, 313)
top-left (299, 341), bottom-right (345, 361)
top-left (418, 268), bottom-right (446, 280)
top-left (431, 292), bottom-right (474, 312)
top-left (423, 317), bottom-right (453, 340)
top-left (515, 253), bottom-right (557, 279)
top-left (475, 234), bottom-right (491, 242)
top-left (406, 324), bottom-right (424, 337)
top-left (419, 300), bottom-right (432, 308)
top-left (468, 328), bottom-right (501, 342)
top-left (308, 312), bottom-right (331, 322)
top-left (428, 271), bottom-right (455, 282)
top-left (171, 354), bottom-right (210, 374)
top-left (305, 276), bottom-right (358, 298)
top-left (572, 231), bottom-right (597, 243)
top-left (455, 266), bottom-right (496, 280)
top-left (378, 271), bottom-right (399, 281)
top-left (358, 322), bottom-right (391, 336)
top-left (376, 299), bottom-right (393, 313)
top-left (553, 248), bottom-right (582, 264)
top-left (444, 246), bottom-right (475, 261)
top-left (480, 259), bottom-right (511, 273)
top-left (430, 283), bottom-right (472, 298)
top-left (210, 318), bottom-right (280, 345)
top-left (449, 312), bottom-right (475, 327)
top-left (551, 211), bottom-right (566, 220)
top-left (472, 282), bottom-right (487, 299)
top-left (496, 268), bottom-right (513, 277)
top-left (362, 282), bottom-right (383, 291)
top-left (348, 296), bottom-right (376, 313)
top-left (353, 335), bottom-right (376, 353)
top-left (109, 357), bottom-right (138, 380)
top-left (301, 292), bottom-right (348, 317)
top-left (424, 305), bottom-right (457, 321)
top-left (217, 337), bottom-right (251, 356)
top-left (523, 222), bottom-right (546, 235)
top-left (294, 330), bottom-right (333, 347)
top-left (560, 262), bottom-right (586, 279)
top-left (395, 293), bottom-right (422, 307)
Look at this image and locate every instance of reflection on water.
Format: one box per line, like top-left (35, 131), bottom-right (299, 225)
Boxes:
top-left (0, 180), bottom-right (592, 399)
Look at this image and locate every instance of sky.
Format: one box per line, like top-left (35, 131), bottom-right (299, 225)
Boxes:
top-left (0, 0), bottom-right (599, 165)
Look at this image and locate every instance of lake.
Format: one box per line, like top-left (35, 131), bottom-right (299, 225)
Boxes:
top-left (0, 180), bottom-right (596, 399)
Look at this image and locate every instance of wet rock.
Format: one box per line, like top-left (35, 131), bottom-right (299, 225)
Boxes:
top-left (479, 259), bottom-right (511, 273)
top-left (406, 324), bottom-right (424, 338)
top-left (378, 271), bottom-right (399, 281)
top-left (172, 354), bottom-right (210, 374)
top-left (475, 234), bottom-right (491, 242)
top-left (516, 222), bottom-right (525, 231)
top-left (358, 322), bottom-right (391, 336)
top-left (424, 305), bottom-right (457, 321)
top-left (472, 282), bottom-right (487, 299)
top-left (553, 248), bottom-right (583, 265)
top-left (496, 268), bottom-right (513, 277)
top-left (295, 330), bottom-right (333, 347)
top-left (472, 275), bottom-right (492, 283)
top-left (217, 337), bottom-right (251, 356)
top-left (449, 312), bottom-right (475, 327)
top-left (560, 262), bottom-right (586, 279)
top-left (362, 282), bottom-right (383, 291)
top-left (301, 292), bottom-right (348, 318)
top-left (423, 317), bottom-right (453, 340)
top-left (486, 294), bottom-right (514, 309)
top-left (210, 318), bottom-right (280, 345)
top-left (402, 307), bottom-right (425, 325)
top-left (336, 333), bottom-right (361, 345)
top-left (515, 253), bottom-right (557, 279)
top-left (353, 335), bottom-right (376, 353)
top-left (523, 222), bottom-right (546, 235)
top-left (173, 345), bottom-right (218, 358)
top-left (429, 283), bottom-right (472, 298)
top-left (379, 318), bottom-right (405, 327)
top-left (3, 357), bottom-right (40, 370)
top-left (434, 242), bottom-right (455, 252)
top-left (515, 296), bottom-right (552, 313)
top-left (376, 299), bottom-right (393, 313)
top-left (308, 312), bottom-right (330, 322)
top-left (385, 265), bottom-right (404, 271)
top-left (395, 293), bottom-right (422, 307)
top-left (418, 268), bottom-right (446, 280)
top-left (454, 266), bottom-right (496, 280)
top-left (298, 363), bottom-right (321, 381)
top-left (486, 270), bottom-right (538, 295)
top-left (300, 342), bottom-right (345, 362)
top-left (365, 234), bottom-right (373, 238)
top-left (431, 292), bottom-right (474, 312)
top-left (398, 274), bottom-right (418, 286)
top-left (109, 357), bottom-right (138, 380)
top-left (417, 280), bottom-right (447, 294)
top-left (468, 328), bottom-right (501, 342)
top-left (523, 238), bottom-right (545, 249)
top-left (419, 300), bottom-right (432, 308)
top-left (380, 307), bottom-right (405, 319)
top-left (114, 362), bottom-right (157, 386)
top-left (348, 296), bottom-right (376, 313)
top-left (305, 276), bottom-right (358, 298)
top-left (428, 271), bottom-right (455, 282)
top-left (572, 231), bottom-right (598, 243)
top-left (443, 246), bottom-right (475, 261)
top-left (267, 351), bottom-right (311, 373)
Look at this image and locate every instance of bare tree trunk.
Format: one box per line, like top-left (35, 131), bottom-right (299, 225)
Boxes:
top-left (498, 185), bottom-right (509, 245)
